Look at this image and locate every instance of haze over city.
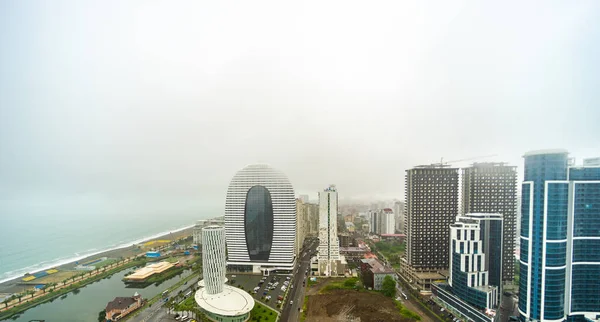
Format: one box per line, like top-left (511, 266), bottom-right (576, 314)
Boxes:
top-left (1, 0), bottom-right (599, 216)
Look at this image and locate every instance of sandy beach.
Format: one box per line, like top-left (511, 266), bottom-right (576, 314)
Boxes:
top-left (0, 227), bottom-right (194, 296)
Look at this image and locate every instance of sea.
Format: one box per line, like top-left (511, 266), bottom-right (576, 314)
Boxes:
top-left (0, 210), bottom-right (216, 285)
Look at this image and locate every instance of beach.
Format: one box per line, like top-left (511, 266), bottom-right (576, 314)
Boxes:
top-left (0, 226), bottom-right (194, 296)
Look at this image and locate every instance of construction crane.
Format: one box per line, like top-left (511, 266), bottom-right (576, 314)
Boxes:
top-left (418, 154), bottom-right (498, 168)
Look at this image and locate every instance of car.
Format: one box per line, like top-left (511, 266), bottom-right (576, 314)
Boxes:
top-left (291, 285), bottom-right (294, 289)
top-left (286, 276), bottom-right (291, 280)
top-left (290, 300), bottom-right (293, 305)
top-left (278, 295), bottom-right (284, 300)
top-left (266, 295), bottom-right (272, 300)
top-left (263, 292), bottom-right (267, 296)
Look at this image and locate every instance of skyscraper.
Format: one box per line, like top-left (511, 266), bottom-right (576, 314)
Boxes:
top-left (202, 226), bottom-right (227, 295)
top-left (296, 198), bottom-right (309, 256)
top-left (369, 208), bottom-right (396, 235)
top-left (195, 225), bottom-right (255, 321)
top-left (317, 185), bottom-right (346, 276)
top-left (462, 163), bottom-right (517, 285)
top-left (394, 200), bottom-right (405, 233)
top-left (381, 208), bottom-right (396, 234)
top-left (224, 164), bottom-right (296, 274)
top-left (448, 213), bottom-right (503, 310)
top-left (519, 150), bottom-right (600, 322)
top-left (403, 165), bottom-right (459, 291)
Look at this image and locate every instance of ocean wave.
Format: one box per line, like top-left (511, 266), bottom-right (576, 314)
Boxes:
top-left (0, 223), bottom-right (195, 284)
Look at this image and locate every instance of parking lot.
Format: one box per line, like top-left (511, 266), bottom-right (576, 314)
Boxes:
top-left (226, 273), bottom-right (292, 311)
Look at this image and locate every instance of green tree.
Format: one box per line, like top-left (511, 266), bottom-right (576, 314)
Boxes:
top-left (381, 275), bottom-right (396, 297)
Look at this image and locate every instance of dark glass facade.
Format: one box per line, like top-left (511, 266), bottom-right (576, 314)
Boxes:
top-left (519, 152), bottom-right (568, 322)
top-left (480, 219), bottom-right (503, 288)
top-left (569, 169), bottom-right (600, 316)
top-left (519, 151), bottom-right (600, 322)
top-left (244, 185), bottom-right (274, 261)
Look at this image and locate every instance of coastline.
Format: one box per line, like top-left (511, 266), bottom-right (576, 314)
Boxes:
top-left (0, 224), bottom-right (195, 294)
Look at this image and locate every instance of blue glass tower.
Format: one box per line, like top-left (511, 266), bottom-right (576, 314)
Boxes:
top-left (519, 150), bottom-right (600, 322)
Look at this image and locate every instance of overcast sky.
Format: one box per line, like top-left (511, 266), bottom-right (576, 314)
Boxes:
top-left (1, 1), bottom-right (599, 216)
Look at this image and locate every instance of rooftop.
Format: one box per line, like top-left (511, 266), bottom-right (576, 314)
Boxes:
top-left (523, 149), bottom-right (568, 157)
top-left (361, 258), bottom-right (394, 274)
top-left (195, 283), bottom-right (255, 317)
top-left (106, 295), bottom-right (140, 311)
top-left (126, 261), bottom-right (174, 280)
top-left (340, 247), bottom-right (367, 253)
top-left (414, 272), bottom-right (445, 280)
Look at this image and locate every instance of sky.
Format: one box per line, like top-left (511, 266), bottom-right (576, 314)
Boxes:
top-left (1, 0), bottom-right (599, 217)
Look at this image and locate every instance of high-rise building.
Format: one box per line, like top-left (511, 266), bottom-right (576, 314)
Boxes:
top-left (382, 208), bottom-right (396, 234)
top-left (317, 185), bottom-right (346, 276)
top-left (448, 214), bottom-right (503, 310)
top-left (369, 209), bottom-right (379, 234)
top-left (195, 225), bottom-right (255, 321)
top-left (462, 163), bottom-right (517, 285)
top-left (202, 226), bottom-right (227, 294)
top-left (370, 208), bottom-right (396, 235)
top-left (394, 201), bottom-right (405, 234)
top-left (519, 150), bottom-right (600, 322)
top-left (224, 164), bottom-right (296, 274)
top-left (193, 218), bottom-right (225, 245)
top-left (296, 198), bottom-right (309, 255)
top-left (299, 194), bottom-right (310, 203)
top-left (402, 166), bottom-right (459, 292)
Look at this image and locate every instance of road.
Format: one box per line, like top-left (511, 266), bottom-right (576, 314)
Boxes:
top-left (131, 274), bottom-right (202, 322)
top-left (280, 239), bottom-right (317, 322)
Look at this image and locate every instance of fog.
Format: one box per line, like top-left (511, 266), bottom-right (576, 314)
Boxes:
top-left (1, 1), bottom-right (599, 217)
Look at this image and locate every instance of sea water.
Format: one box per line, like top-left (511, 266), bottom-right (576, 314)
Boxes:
top-left (0, 210), bottom-right (212, 284)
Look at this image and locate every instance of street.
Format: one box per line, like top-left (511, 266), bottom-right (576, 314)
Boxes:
top-left (280, 239), bottom-right (318, 322)
top-left (131, 274), bottom-right (202, 322)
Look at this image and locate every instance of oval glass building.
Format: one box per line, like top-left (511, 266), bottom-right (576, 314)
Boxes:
top-left (225, 164), bottom-right (296, 274)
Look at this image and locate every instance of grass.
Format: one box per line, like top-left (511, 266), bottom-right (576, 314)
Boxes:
top-left (176, 296), bottom-right (197, 311)
top-left (94, 258), bottom-right (118, 269)
top-left (300, 295), bottom-right (308, 322)
top-left (395, 300), bottom-right (422, 321)
top-left (250, 303), bottom-right (277, 322)
top-left (164, 257), bottom-right (181, 264)
top-left (319, 277), bottom-right (359, 294)
top-left (374, 241), bottom-right (405, 265)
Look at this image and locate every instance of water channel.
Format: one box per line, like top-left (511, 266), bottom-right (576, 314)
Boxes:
top-left (3, 268), bottom-right (193, 322)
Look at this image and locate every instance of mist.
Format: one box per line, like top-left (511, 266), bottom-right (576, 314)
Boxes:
top-left (1, 0), bottom-right (599, 218)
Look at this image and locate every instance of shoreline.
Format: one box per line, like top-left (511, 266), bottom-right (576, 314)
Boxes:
top-left (0, 223), bottom-right (196, 293)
